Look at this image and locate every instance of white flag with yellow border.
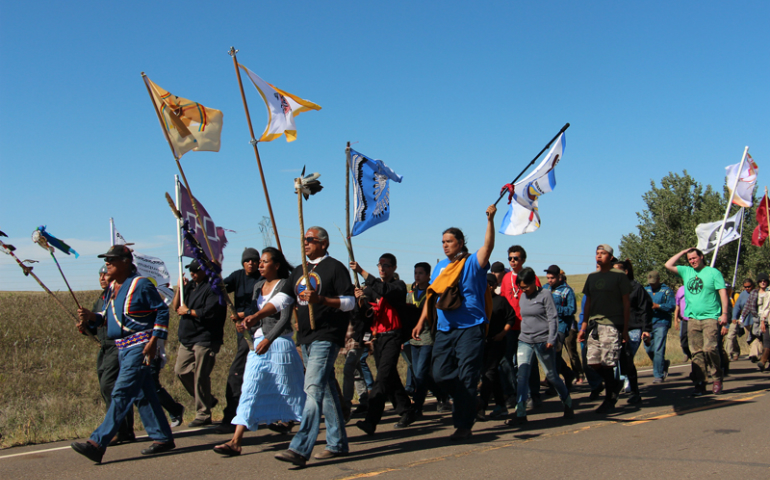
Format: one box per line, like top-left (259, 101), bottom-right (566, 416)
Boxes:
top-left (239, 64), bottom-right (321, 142)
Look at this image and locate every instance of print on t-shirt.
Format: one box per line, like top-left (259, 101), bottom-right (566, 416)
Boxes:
top-left (687, 276), bottom-right (703, 295)
top-left (295, 272), bottom-right (322, 306)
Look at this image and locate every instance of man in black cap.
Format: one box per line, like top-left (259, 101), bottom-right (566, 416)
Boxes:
top-left (217, 247), bottom-right (262, 432)
top-left (172, 259), bottom-right (227, 427)
top-left (72, 245), bottom-right (174, 463)
top-left (490, 261), bottom-right (506, 295)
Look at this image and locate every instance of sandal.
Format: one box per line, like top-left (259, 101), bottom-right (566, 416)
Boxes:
top-left (213, 443), bottom-right (241, 456)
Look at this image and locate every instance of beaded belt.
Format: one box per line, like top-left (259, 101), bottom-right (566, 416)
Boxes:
top-left (115, 330), bottom-right (151, 350)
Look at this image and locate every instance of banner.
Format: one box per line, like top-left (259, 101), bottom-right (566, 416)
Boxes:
top-left (696, 209), bottom-right (744, 254)
top-left (726, 153), bottom-right (758, 208)
top-left (112, 220), bottom-right (171, 285)
top-left (178, 183), bottom-right (228, 262)
top-left (752, 194), bottom-right (769, 247)
top-left (349, 149), bottom-right (403, 236)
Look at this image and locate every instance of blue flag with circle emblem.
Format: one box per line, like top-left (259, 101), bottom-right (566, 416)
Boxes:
top-left (349, 149), bottom-right (403, 236)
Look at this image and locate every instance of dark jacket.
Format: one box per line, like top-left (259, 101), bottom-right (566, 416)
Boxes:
top-left (178, 278), bottom-right (227, 349)
top-left (224, 268), bottom-right (261, 313)
top-left (629, 279), bottom-right (653, 333)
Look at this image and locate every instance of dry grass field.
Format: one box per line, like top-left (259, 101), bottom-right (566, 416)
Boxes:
top-left (0, 282), bottom-right (745, 448)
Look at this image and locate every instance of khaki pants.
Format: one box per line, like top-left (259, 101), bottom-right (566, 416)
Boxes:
top-left (689, 319), bottom-right (721, 383)
top-left (724, 322), bottom-right (741, 358)
top-left (175, 344), bottom-right (218, 421)
top-left (749, 337), bottom-right (764, 359)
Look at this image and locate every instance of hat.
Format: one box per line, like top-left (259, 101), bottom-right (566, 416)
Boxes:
top-left (544, 265), bottom-right (561, 276)
top-left (242, 247), bottom-right (260, 264)
top-left (758, 273), bottom-right (769, 283)
top-left (647, 270), bottom-right (660, 283)
top-left (490, 261), bottom-right (506, 273)
top-left (596, 244), bottom-right (614, 256)
top-left (97, 244), bottom-right (133, 260)
top-left (98, 265), bottom-right (108, 275)
top-left (186, 259), bottom-right (201, 272)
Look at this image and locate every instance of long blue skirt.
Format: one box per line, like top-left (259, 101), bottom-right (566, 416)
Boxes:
top-left (232, 334), bottom-right (306, 431)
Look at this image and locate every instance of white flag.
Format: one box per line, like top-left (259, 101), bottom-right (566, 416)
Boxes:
top-left (725, 153), bottom-right (758, 208)
top-left (696, 209), bottom-right (744, 254)
top-left (239, 64), bottom-right (321, 142)
top-left (111, 221), bottom-right (171, 285)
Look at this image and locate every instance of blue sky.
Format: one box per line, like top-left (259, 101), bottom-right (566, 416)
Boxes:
top-left (1, 1), bottom-right (768, 291)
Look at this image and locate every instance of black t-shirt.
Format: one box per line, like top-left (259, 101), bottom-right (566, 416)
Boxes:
top-left (224, 268), bottom-right (261, 313)
top-left (488, 294), bottom-right (517, 339)
top-left (281, 256), bottom-right (354, 347)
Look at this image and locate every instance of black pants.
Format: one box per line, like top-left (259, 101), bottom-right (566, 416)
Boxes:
top-left (365, 332), bottom-right (412, 426)
top-left (222, 334), bottom-right (250, 423)
top-left (619, 341), bottom-right (638, 393)
top-left (479, 339), bottom-right (506, 409)
top-left (97, 345), bottom-right (134, 438)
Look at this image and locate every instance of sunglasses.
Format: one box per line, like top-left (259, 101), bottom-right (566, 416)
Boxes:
top-left (103, 257), bottom-right (121, 263)
top-left (304, 237), bottom-right (320, 244)
top-left (508, 256), bottom-right (521, 261)
top-left (377, 263), bottom-right (393, 268)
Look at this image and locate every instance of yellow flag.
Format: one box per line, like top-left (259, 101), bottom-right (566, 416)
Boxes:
top-left (144, 75), bottom-right (223, 158)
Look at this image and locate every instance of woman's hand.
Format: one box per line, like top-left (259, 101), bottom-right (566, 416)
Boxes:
top-left (255, 338), bottom-right (272, 355)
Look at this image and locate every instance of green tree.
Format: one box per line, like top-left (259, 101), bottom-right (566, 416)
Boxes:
top-left (619, 171), bottom-right (770, 289)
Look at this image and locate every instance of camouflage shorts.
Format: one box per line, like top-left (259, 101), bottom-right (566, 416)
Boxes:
top-left (586, 324), bottom-right (621, 367)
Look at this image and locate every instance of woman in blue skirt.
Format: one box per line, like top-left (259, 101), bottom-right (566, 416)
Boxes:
top-left (214, 247), bottom-right (306, 456)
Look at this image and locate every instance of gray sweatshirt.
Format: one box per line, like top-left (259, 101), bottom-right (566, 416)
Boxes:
top-left (518, 287), bottom-right (559, 345)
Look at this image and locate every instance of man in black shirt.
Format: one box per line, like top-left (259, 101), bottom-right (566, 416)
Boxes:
top-left (172, 259), bottom-right (227, 427)
top-left (217, 247), bottom-right (262, 432)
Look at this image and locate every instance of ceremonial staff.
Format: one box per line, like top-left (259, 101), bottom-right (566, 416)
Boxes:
top-left (345, 142), bottom-right (361, 288)
top-left (32, 227), bottom-right (81, 310)
top-left (494, 123), bottom-right (570, 206)
top-left (228, 46), bottom-right (282, 252)
top-left (1, 236), bottom-right (98, 344)
top-left (295, 168), bottom-right (323, 330)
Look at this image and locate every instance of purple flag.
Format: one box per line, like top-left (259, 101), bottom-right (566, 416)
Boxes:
top-left (179, 184), bottom-right (228, 263)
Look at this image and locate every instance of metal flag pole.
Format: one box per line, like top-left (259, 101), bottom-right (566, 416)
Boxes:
top-left (711, 146), bottom-right (750, 267)
top-left (110, 217), bottom-right (115, 247)
top-left (494, 123), bottom-right (570, 206)
top-left (345, 142), bottom-right (361, 288)
top-left (175, 175), bottom-right (185, 302)
top-left (730, 207), bottom-right (745, 288)
top-left (228, 47), bottom-right (283, 252)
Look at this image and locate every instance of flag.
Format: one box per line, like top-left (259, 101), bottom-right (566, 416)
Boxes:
top-left (32, 226), bottom-right (79, 257)
top-left (726, 153), bottom-right (758, 208)
top-left (752, 194), bottom-right (769, 247)
top-left (239, 64), bottom-right (321, 142)
top-left (696, 209), bottom-right (744, 254)
top-left (349, 149), bottom-right (403, 236)
top-left (178, 183), bottom-right (228, 262)
top-left (499, 133), bottom-right (566, 236)
top-left (144, 75), bottom-right (223, 158)
top-left (111, 220), bottom-right (172, 285)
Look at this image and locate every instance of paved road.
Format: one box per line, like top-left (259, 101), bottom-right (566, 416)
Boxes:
top-left (3, 360), bottom-right (769, 479)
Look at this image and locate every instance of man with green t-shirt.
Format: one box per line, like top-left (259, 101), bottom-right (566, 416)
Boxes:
top-left (665, 248), bottom-right (729, 396)
top-left (577, 244), bottom-right (631, 414)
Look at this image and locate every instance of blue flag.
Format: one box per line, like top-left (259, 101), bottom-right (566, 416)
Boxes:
top-left (349, 149), bottom-right (403, 236)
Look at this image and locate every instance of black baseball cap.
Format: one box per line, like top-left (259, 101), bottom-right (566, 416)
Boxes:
top-left (186, 259), bottom-right (201, 272)
top-left (544, 264), bottom-right (561, 276)
top-left (97, 245), bottom-right (133, 260)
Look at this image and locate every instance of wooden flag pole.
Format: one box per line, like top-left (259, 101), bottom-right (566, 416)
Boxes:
top-left (297, 187), bottom-right (315, 330)
top-left (345, 142), bottom-right (361, 288)
top-left (494, 123), bottom-right (570, 206)
top-left (48, 250), bottom-right (82, 310)
top-left (228, 47), bottom-right (283, 252)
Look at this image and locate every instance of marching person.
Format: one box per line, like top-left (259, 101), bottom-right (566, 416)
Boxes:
top-left (213, 247), bottom-right (305, 456)
top-left (644, 270), bottom-right (676, 383)
top-left (559, 270), bottom-right (585, 385)
top-left (72, 245), bottom-right (174, 463)
top-left (172, 259), bottom-right (227, 427)
top-left (412, 205), bottom-right (497, 441)
top-left (269, 226), bottom-right (354, 467)
top-left (664, 248), bottom-right (729, 395)
top-left (543, 264), bottom-right (577, 390)
top-left (351, 254), bottom-right (416, 435)
top-left (218, 247), bottom-right (262, 432)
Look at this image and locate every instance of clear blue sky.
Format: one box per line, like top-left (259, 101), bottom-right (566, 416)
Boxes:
top-left (1, 0), bottom-right (768, 291)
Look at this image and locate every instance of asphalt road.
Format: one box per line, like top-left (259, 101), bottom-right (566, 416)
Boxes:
top-left (2, 359), bottom-right (769, 480)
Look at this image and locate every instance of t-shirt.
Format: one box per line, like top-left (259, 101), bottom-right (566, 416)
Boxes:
top-left (518, 287), bottom-right (559, 345)
top-left (431, 252), bottom-right (489, 331)
top-left (500, 271), bottom-right (541, 330)
top-left (281, 256), bottom-right (354, 346)
top-left (488, 294), bottom-right (517, 339)
top-left (582, 270), bottom-right (632, 327)
top-left (675, 286), bottom-right (689, 321)
top-left (676, 265), bottom-right (725, 320)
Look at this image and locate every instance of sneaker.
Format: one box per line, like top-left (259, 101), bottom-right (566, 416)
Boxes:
top-left (71, 441), bottom-right (104, 463)
top-left (355, 420), bottom-right (375, 436)
top-left (663, 360), bottom-right (670, 381)
top-left (627, 393), bottom-right (642, 405)
top-left (622, 378), bottom-right (631, 394)
top-left (691, 383), bottom-right (707, 397)
top-left (394, 411), bottom-right (416, 429)
top-left (652, 377), bottom-right (663, 384)
top-left (712, 379), bottom-right (723, 395)
top-left (188, 418), bottom-right (212, 428)
top-left (169, 406), bottom-right (185, 428)
top-left (437, 400), bottom-right (453, 414)
top-left (589, 384), bottom-right (604, 401)
top-left (488, 405), bottom-right (509, 419)
top-left (141, 441), bottom-right (175, 456)
top-left (595, 397), bottom-right (617, 414)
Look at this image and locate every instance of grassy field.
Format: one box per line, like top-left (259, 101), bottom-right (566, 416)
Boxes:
top-left (0, 286), bottom-right (748, 448)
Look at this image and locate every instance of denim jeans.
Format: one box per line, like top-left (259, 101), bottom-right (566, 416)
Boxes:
top-left (90, 345), bottom-right (173, 450)
top-left (288, 341), bottom-right (348, 459)
top-left (342, 347), bottom-right (368, 406)
top-left (432, 325), bottom-right (485, 429)
top-left (515, 341), bottom-right (571, 416)
top-left (581, 341), bottom-right (604, 389)
top-left (645, 323), bottom-right (669, 379)
top-left (360, 350), bottom-right (374, 390)
top-left (411, 344), bottom-right (443, 410)
top-left (401, 341), bottom-right (416, 393)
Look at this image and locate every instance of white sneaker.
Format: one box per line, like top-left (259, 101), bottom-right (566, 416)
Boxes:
top-left (622, 378), bottom-right (631, 394)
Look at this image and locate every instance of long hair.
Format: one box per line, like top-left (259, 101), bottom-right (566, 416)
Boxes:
top-left (613, 258), bottom-right (635, 281)
top-left (262, 247), bottom-right (294, 279)
top-left (516, 267), bottom-right (537, 287)
top-left (442, 227), bottom-right (469, 254)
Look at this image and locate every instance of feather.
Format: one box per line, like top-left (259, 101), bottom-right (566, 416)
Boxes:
top-left (0, 230), bottom-right (7, 237)
top-left (0, 240), bottom-right (16, 254)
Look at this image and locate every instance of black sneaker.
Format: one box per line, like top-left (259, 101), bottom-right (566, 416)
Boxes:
top-left (356, 420), bottom-right (375, 436)
top-left (394, 411), bottom-right (416, 429)
top-left (188, 418), bottom-right (212, 428)
top-left (169, 406), bottom-right (185, 428)
top-left (71, 441), bottom-right (104, 464)
top-left (141, 441), bottom-right (175, 456)
top-left (594, 397), bottom-right (617, 414)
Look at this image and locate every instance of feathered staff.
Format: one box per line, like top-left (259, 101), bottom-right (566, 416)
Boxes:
top-left (295, 167), bottom-right (324, 330)
top-left (32, 226), bottom-right (81, 309)
top-left (1, 232), bottom-right (98, 344)
top-left (165, 193), bottom-right (254, 351)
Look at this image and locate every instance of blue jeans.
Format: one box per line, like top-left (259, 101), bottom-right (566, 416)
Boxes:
top-left (411, 344), bottom-right (432, 410)
top-left (90, 345), bottom-right (173, 450)
top-left (515, 341), bottom-right (571, 416)
top-left (581, 340), bottom-right (604, 389)
top-left (360, 350), bottom-right (374, 390)
top-left (645, 323), bottom-right (669, 379)
top-left (432, 325), bottom-right (485, 429)
top-left (288, 341), bottom-right (348, 459)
